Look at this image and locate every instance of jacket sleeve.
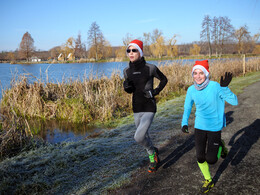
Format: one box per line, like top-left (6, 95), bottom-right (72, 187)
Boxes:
top-left (153, 66), bottom-right (168, 94)
top-left (123, 68), bottom-right (135, 94)
top-left (219, 86), bottom-right (238, 106)
top-left (181, 87), bottom-right (194, 127)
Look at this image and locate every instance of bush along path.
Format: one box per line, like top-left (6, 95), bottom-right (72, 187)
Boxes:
top-left (110, 79), bottom-right (260, 195)
top-left (0, 72), bottom-right (259, 194)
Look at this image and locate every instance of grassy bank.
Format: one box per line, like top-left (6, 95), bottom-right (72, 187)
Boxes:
top-left (0, 71), bottom-right (259, 194)
top-left (1, 57), bottom-right (260, 127)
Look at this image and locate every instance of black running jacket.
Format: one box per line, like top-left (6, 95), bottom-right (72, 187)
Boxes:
top-left (123, 57), bottom-right (168, 113)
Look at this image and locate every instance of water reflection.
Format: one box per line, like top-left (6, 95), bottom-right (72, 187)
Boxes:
top-left (29, 119), bottom-right (100, 144)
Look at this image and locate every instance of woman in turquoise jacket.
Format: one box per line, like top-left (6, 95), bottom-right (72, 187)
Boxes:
top-left (181, 60), bottom-right (238, 193)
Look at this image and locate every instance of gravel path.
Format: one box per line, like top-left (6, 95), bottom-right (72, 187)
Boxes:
top-left (112, 81), bottom-right (260, 195)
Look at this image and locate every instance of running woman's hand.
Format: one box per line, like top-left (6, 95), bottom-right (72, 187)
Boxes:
top-left (143, 89), bottom-right (159, 98)
top-left (220, 72), bottom-right (233, 87)
top-left (123, 79), bottom-right (135, 93)
top-left (181, 125), bottom-right (189, 133)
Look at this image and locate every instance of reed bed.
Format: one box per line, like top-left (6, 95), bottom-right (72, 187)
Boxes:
top-left (0, 112), bottom-right (36, 160)
top-left (1, 57), bottom-right (260, 126)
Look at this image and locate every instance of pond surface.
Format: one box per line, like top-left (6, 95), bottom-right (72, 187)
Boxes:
top-left (30, 119), bottom-right (101, 144)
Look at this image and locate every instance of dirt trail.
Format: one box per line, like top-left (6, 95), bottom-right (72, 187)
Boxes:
top-left (112, 81), bottom-right (260, 195)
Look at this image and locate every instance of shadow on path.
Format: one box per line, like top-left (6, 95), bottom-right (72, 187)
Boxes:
top-left (213, 119), bottom-right (260, 184)
top-left (225, 111), bottom-right (234, 126)
top-left (160, 135), bottom-right (195, 169)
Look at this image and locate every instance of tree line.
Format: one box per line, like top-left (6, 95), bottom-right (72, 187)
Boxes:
top-left (1, 15), bottom-right (260, 63)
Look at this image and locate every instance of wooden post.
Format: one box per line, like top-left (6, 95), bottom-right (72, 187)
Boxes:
top-left (243, 54), bottom-right (246, 76)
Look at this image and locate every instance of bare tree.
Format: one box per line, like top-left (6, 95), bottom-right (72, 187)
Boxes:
top-left (211, 16), bottom-right (220, 56)
top-left (167, 35), bottom-right (178, 57)
top-left (19, 32), bottom-right (35, 61)
top-left (143, 32), bottom-right (152, 56)
top-left (211, 16), bottom-right (234, 56)
top-left (234, 25), bottom-right (251, 54)
top-left (219, 16), bottom-right (234, 55)
top-left (201, 15), bottom-right (212, 57)
top-left (251, 33), bottom-right (260, 53)
top-left (87, 22), bottom-right (104, 60)
top-left (50, 46), bottom-right (61, 60)
top-left (75, 32), bottom-right (86, 59)
top-left (151, 29), bottom-right (163, 44)
top-left (115, 33), bottom-right (133, 59)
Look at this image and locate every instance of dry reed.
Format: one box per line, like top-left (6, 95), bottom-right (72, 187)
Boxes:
top-left (1, 57), bottom-right (259, 126)
top-left (0, 112), bottom-right (34, 160)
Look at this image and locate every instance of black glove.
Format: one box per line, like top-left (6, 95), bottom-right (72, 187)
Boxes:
top-left (181, 125), bottom-right (189, 133)
top-left (143, 88), bottom-right (159, 99)
top-left (123, 79), bottom-right (135, 93)
top-left (220, 72), bottom-right (233, 87)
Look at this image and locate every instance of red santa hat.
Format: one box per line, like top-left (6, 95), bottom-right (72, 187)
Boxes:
top-left (127, 39), bottom-right (143, 57)
top-left (192, 60), bottom-right (210, 77)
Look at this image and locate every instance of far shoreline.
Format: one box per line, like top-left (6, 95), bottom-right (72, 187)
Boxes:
top-left (1, 54), bottom-right (259, 65)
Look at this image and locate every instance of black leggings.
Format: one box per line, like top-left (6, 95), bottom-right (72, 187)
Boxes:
top-left (195, 129), bottom-right (221, 164)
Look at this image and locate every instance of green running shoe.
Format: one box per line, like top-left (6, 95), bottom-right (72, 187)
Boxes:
top-left (148, 147), bottom-right (160, 173)
top-left (201, 179), bottom-right (214, 193)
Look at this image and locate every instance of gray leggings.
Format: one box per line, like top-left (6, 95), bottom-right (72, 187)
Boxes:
top-left (134, 112), bottom-right (155, 155)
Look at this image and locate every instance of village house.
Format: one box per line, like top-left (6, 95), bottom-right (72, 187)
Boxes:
top-left (57, 53), bottom-right (75, 61)
top-left (31, 56), bottom-right (41, 62)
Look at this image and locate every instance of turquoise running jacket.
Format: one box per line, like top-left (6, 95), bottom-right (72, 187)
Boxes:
top-left (181, 81), bottom-right (238, 131)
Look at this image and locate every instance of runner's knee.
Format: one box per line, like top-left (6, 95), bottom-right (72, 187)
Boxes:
top-left (206, 155), bottom-right (218, 164)
top-left (197, 154), bottom-right (206, 163)
top-left (134, 133), bottom-right (145, 144)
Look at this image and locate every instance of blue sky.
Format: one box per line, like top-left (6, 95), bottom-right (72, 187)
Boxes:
top-left (0, 0), bottom-right (259, 52)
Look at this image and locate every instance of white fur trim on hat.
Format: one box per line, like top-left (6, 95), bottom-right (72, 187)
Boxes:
top-left (192, 65), bottom-right (209, 77)
top-left (127, 43), bottom-right (143, 57)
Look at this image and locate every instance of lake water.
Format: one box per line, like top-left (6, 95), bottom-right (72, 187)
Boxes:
top-left (0, 59), bottom-right (196, 143)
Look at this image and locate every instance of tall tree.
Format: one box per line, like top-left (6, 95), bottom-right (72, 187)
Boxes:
top-left (211, 16), bottom-right (234, 56)
top-left (201, 15), bottom-right (212, 57)
top-left (87, 22), bottom-right (104, 60)
top-left (61, 37), bottom-right (75, 60)
top-left (151, 29), bottom-right (163, 44)
top-left (50, 46), bottom-right (61, 60)
top-left (211, 16), bottom-right (220, 56)
top-left (167, 35), bottom-right (178, 57)
top-left (115, 33), bottom-right (133, 59)
top-left (75, 32), bottom-right (86, 59)
top-left (218, 16), bottom-right (234, 55)
top-left (101, 40), bottom-right (112, 59)
top-left (122, 33), bottom-right (133, 47)
top-left (150, 36), bottom-right (165, 58)
top-left (149, 29), bottom-right (164, 58)
top-left (19, 32), bottom-right (35, 61)
top-left (234, 25), bottom-right (251, 54)
top-left (143, 32), bottom-right (152, 56)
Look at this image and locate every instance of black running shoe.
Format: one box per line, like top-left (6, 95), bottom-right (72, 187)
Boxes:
top-left (148, 147), bottom-right (160, 173)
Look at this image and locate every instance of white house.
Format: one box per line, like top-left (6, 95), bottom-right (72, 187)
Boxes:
top-left (31, 56), bottom-right (41, 62)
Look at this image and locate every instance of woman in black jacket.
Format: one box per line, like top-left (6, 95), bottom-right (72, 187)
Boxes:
top-left (123, 39), bottom-right (168, 173)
